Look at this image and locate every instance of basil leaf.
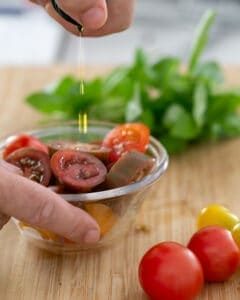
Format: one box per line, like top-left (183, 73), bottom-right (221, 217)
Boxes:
top-left (188, 10), bottom-right (216, 72)
top-left (26, 93), bottom-right (67, 114)
top-left (125, 84), bottom-right (142, 122)
top-left (193, 81), bottom-right (208, 127)
top-left (194, 62), bottom-right (224, 85)
top-left (160, 135), bottom-right (187, 154)
top-left (163, 104), bottom-right (199, 140)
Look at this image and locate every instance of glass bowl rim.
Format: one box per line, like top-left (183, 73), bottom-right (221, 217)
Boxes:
top-left (0, 120), bottom-right (169, 202)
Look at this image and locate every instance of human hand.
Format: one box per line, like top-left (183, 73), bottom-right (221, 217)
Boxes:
top-left (0, 160), bottom-right (100, 244)
top-left (30, 0), bottom-right (135, 36)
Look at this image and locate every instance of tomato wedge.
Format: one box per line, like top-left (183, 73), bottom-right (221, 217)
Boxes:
top-left (50, 150), bottom-right (107, 192)
top-left (6, 147), bottom-right (51, 186)
top-left (3, 134), bottom-right (48, 159)
top-left (102, 123), bottom-right (150, 162)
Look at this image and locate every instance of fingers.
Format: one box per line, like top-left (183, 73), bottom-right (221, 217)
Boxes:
top-left (83, 0), bottom-right (135, 37)
top-left (30, 0), bottom-right (134, 36)
top-left (29, 0), bottom-right (49, 6)
top-left (0, 166), bottom-right (100, 244)
top-left (0, 160), bottom-right (22, 229)
top-left (58, 0), bottom-right (107, 30)
top-left (45, 0), bottom-right (107, 34)
top-left (0, 160), bottom-right (23, 175)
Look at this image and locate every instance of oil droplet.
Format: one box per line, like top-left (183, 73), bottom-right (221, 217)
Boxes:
top-left (78, 29), bottom-right (88, 134)
top-left (78, 112), bottom-right (88, 134)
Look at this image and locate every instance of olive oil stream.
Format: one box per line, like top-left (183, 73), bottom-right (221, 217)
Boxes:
top-left (78, 31), bottom-right (88, 134)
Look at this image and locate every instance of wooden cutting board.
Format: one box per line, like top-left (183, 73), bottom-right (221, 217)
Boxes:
top-left (0, 66), bottom-right (240, 300)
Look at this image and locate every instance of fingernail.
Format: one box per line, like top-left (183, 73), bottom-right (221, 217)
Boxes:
top-left (0, 160), bottom-right (22, 175)
top-left (81, 7), bottom-right (106, 30)
top-left (83, 228), bottom-right (100, 244)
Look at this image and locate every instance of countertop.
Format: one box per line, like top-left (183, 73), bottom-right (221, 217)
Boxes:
top-left (0, 66), bottom-right (240, 300)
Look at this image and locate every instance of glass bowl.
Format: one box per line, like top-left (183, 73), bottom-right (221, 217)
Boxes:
top-left (0, 121), bottom-right (168, 254)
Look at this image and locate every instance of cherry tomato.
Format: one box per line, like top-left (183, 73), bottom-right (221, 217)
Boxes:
top-left (83, 203), bottom-right (118, 236)
top-left (188, 226), bottom-right (240, 282)
top-left (48, 141), bottom-right (110, 161)
top-left (231, 223), bottom-right (240, 248)
top-left (3, 134), bottom-right (48, 159)
top-left (102, 123), bottom-right (150, 162)
top-left (6, 147), bottom-right (51, 186)
top-left (50, 150), bottom-right (107, 192)
top-left (139, 242), bottom-right (204, 300)
top-left (197, 204), bottom-right (239, 231)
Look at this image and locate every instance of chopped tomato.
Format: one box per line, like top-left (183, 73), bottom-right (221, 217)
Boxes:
top-left (102, 123), bottom-right (150, 162)
top-left (50, 150), bottom-right (107, 192)
top-left (6, 147), bottom-right (51, 186)
top-left (3, 134), bottom-right (48, 159)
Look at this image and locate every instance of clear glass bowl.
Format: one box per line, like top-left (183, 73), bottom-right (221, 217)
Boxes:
top-left (0, 121), bottom-right (168, 254)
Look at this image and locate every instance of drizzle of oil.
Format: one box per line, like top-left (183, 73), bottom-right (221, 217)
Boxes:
top-left (78, 29), bottom-right (88, 134)
top-left (78, 112), bottom-right (88, 134)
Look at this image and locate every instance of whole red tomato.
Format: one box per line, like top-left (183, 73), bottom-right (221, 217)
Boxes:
top-left (3, 134), bottom-right (48, 159)
top-left (139, 242), bottom-right (204, 300)
top-left (188, 226), bottom-right (240, 282)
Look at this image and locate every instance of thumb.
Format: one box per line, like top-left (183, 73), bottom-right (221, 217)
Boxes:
top-left (0, 162), bottom-right (100, 244)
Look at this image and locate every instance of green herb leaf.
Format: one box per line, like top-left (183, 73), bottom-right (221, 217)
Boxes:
top-left (26, 93), bottom-right (67, 114)
top-left (188, 10), bottom-right (216, 72)
top-left (193, 81), bottom-right (208, 127)
top-left (152, 57), bottom-right (180, 87)
top-left (194, 61), bottom-right (224, 85)
top-left (163, 104), bottom-right (199, 140)
top-left (125, 83), bottom-right (142, 122)
top-left (160, 135), bottom-right (187, 154)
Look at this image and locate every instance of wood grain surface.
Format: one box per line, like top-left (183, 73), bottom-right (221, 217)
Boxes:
top-left (0, 66), bottom-right (240, 300)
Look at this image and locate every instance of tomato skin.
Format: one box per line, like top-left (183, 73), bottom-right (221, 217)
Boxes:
top-left (139, 242), bottom-right (204, 300)
top-left (102, 123), bottom-right (150, 162)
top-left (231, 223), bottom-right (240, 248)
top-left (6, 147), bottom-right (51, 186)
top-left (188, 226), bottom-right (240, 282)
top-left (3, 134), bottom-right (48, 159)
top-left (50, 150), bottom-right (107, 192)
top-left (197, 204), bottom-right (239, 231)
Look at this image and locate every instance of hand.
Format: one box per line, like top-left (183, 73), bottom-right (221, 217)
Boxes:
top-left (30, 0), bottom-right (135, 36)
top-left (0, 160), bottom-right (100, 244)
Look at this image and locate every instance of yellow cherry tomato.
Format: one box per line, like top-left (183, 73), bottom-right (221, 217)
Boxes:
top-left (231, 223), bottom-right (240, 248)
top-left (84, 203), bottom-right (118, 236)
top-left (197, 204), bottom-right (239, 231)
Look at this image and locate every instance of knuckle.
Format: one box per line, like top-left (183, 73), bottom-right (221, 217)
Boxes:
top-left (121, 17), bottom-right (133, 31)
top-left (67, 219), bottom-right (84, 241)
top-left (115, 16), bottom-right (133, 33)
top-left (29, 198), bottom-right (55, 227)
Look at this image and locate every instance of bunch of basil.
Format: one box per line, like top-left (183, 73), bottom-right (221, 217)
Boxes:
top-left (27, 11), bottom-right (240, 154)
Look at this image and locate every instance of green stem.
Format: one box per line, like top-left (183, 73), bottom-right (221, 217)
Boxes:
top-left (188, 10), bottom-right (216, 73)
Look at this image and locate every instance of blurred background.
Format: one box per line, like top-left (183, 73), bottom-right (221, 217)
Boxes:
top-left (1, 0), bottom-right (240, 65)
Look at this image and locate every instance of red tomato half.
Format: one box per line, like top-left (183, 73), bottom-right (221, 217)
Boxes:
top-left (102, 123), bottom-right (150, 162)
top-left (50, 150), bottom-right (107, 192)
top-left (139, 242), bottom-right (204, 300)
top-left (3, 134), bottom-right (48, 159)
top-left (6, 147), bottom-right (51, 186)
top-left (188, 226), bottom-right (240, 282)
